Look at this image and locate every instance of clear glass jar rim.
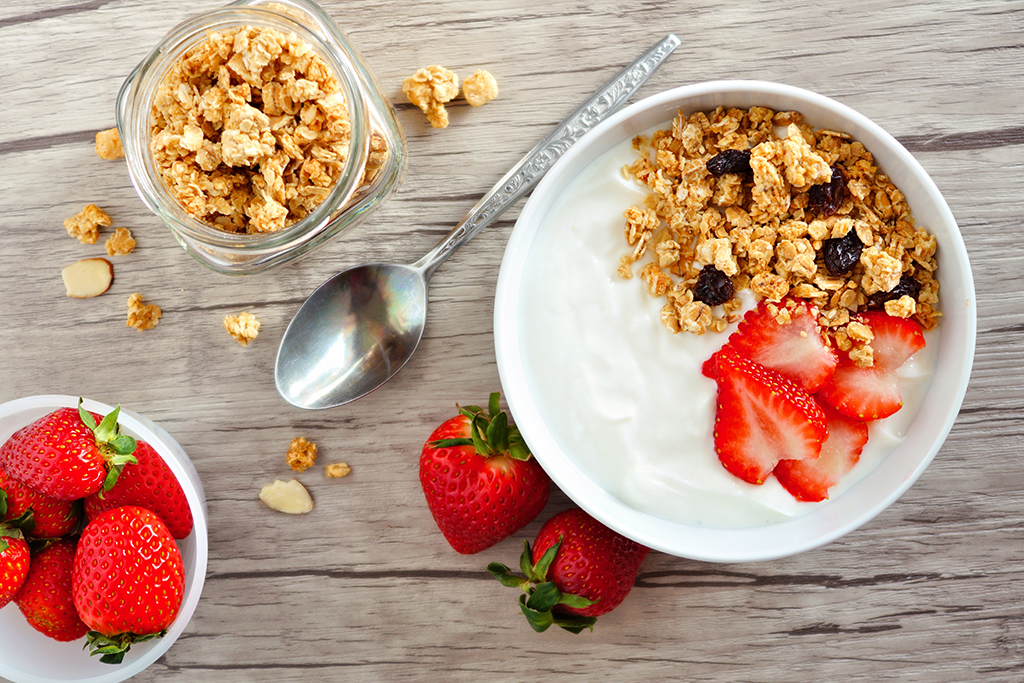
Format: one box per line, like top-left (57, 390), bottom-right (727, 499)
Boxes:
top-left (115, 0), bottom-right (370, 252)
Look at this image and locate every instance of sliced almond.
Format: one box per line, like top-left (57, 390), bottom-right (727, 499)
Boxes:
top-left (259, 479), bottom-right (313, 514)
top-left (61, 258), bottom-right (113, 298)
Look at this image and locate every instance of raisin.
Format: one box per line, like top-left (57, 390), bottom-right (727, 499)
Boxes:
top-left (809, 164), bottom-right (846, 216)
top-left (822, 229), bottom-right (863, 276)
top-left (867, 274), bottom-right (923, 309)
top-left (706, 149), bottom-right (752, 177)
top-left (693, 265), bottom-right (735, 306)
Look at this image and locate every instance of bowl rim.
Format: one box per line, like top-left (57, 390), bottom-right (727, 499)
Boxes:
top-left (0, 395), bottom-right (209, 683)
top-left (494, 80), bottom-right (976, 562)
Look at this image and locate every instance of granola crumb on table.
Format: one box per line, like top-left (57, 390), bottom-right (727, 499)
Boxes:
top-left (150, 26), bottom-right (383, 234)
top-left (462, 69), bottom-right (498, 107)
top-left (95, 127), bottom-right (125, 160)
top-left (617, 105), bottom-right (941, 363)
top-left (126, 293), bottom-right (162, 331)
top-left (325, 462), bottom-right (352, 478)
top-left (403, 65), bottom-right (459, 128)
top-left (104, 227), bottom-right (136, 255)
top-left (64, 204), bottom-right (111, 244)
top-left (286, 436), bottom-right (317, 472)
top-left (223, 311), bottom-right (260, 346)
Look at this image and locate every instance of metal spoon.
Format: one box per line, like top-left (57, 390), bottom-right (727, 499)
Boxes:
top-left (275, 34), bottom-right (681, 409)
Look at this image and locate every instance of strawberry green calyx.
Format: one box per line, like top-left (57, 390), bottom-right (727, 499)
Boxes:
top-left (77, 398), bottom-right (138, 493)
top-left (430, 392), bottom-right (532, 461)
top-left (488, 538), bottom-right (598, 634)
top-left (85, 629), bottom-right (167, 665)
top-left (0, 509), bottom-right (32, 554)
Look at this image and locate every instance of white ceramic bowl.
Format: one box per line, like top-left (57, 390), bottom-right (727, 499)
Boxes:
top-left (494, 81), bottom-right (976, 562)
top-left (0, 395), bottom-right (209, 683)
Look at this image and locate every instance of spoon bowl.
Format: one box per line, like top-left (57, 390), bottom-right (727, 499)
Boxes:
top-left (275, 35), bottom-right (680, 408)
top-left (276, 263), bottom-right (427, 409)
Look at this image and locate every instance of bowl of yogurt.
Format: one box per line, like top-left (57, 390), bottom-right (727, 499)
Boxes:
top-left (494, 81), bottom-right (975, 562)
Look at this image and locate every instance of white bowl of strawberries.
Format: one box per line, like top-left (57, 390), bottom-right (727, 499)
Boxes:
top-left (494, 81), bottom-right (976, 562)
top-left (0, 395), bottom-right (208, 683)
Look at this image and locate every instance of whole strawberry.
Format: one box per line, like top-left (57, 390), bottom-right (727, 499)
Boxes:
top-left (1, 466), bottom-right (82, 538)
top-left (14, 539), bottom-right (89, 642)
top-left (0, 399), bottom-right (137, 501)
top-left (0, 503), bottom-right (31, 609)
top-left (84, 440), bottom-right (193, 539)
top-left (488, 508), bottom-right (649, 633)
top-left (420, 393), bottom-right (549, 554)
top-left (73, 506), bottom-right (185, 664)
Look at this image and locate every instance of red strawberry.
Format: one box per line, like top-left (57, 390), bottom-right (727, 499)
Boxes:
top-left (774, 406), bottom-right (869, 502)
top-left (14, 539), bottom-right (89, 642)
top-left (1, 500), bottom-right (31, 608)
top-left (488, 508), bottom-right (649, 633)
top-left (704, 298), bottom-right (837, 393)
top-left (0, 400), bottom-right (138, 501)
top-left (817, 312), bottom-right (926, 421)
top-left (84, 441), bottom-right (193, 539)
top-left (73, 506), bottom-right (185, 664)
top-left (713, 348), bottom-right (828, 484)
top-left (1, 466), bottom-right (81, 538)
top-left (420, 393), bottom-right (550, 554)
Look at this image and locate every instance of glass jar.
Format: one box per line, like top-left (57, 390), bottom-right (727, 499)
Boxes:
top-left (116, 0), bottom-right (407, 275)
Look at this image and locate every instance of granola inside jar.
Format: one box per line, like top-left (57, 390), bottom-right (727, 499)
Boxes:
top-left (117, 0), bottom-right (406, 274)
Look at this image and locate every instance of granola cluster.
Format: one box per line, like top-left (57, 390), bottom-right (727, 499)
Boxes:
top-left (618, 106), bottom-right (940, 346)
top-left (105, 227), bottom-right (136, 256)
top-left (150, 26), bottom-right (385, 234)
top-left (95, 128), bottom-right (124, 160)
top-left (223, 311), bottom-right (260, 346)
top-left (126, 293), bottom-right (162, 331)
top-left (403, 65), bottom-right (459, 128)
top-left (286, 436), bottom-right (318, 472)
top-left (63, 204), bottom-right (112, 244)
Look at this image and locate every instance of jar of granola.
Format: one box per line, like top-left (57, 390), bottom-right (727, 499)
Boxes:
top-left (116, 0), bottom-right (406, 274)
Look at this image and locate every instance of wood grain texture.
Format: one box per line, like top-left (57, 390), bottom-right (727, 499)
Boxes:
top-left (1, 0), bottom-right (1023, 681)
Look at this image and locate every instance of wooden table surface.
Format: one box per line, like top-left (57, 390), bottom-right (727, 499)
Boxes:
top-left (2, 1), bottom-right (1023, 681)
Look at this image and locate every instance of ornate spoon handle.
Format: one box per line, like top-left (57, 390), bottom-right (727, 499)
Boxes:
top-left (415, 34), bottom-right (681, 278)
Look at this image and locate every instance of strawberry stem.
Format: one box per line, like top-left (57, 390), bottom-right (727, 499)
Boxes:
top-left (77, 398), bottom-right (138, 493)
top-left (429, 393), bottom-right (533, 462)
top-left (487, 538), bottom-right (598, 634)
top-left (85, 629), bottom-right (166, 665)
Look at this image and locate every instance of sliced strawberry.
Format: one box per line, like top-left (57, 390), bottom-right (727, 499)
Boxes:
top-left (817, 312), bottom-right (926, 421)
top-left (713, 349), bottom-right (828, 485)
top-left (704, 298), bottom-right (837, 393)
top-left (774, 406), bottom-right (869, 502)
top-left (859, 310), bottom-right (927, 369)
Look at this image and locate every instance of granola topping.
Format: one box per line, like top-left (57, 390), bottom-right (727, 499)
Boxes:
top-left (617, 106), bottom-right (941, 350)
top-left (105, 227), bottom-right (136, 256)
top-left (150, 26), bottom-right (385, 234)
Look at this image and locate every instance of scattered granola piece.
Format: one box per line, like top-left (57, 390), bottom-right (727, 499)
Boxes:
top-left (126, 293), bottom-right (161, 331)
top-left (223, 311), bottom-right (260, 346)
top-left (462, 69), bottom-right (498, 107)
top-left (61, 258), bottom-right (113, 298)
top-left (286, 436), bottom-right (317, 473)
top-left (95, 127), bottom-right (124, 160)
top-left (63, 204), bottom-right (111, 244)
top-left (104, 227), bottom-right (136, 256)
top-left (325, 462), bottom-right (352, 478)
top-left (259, 479), bottom-right (313, 514)
top-left (403, 65), bottom-right (459, 128)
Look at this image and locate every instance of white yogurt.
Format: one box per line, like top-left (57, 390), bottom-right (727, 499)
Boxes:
top-left (517, 131), bottom-right (937, 529)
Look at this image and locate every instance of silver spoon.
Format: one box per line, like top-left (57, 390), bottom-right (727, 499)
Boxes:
top-left (275, 34), bottom-right (681, 409)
